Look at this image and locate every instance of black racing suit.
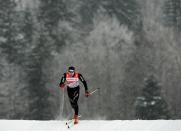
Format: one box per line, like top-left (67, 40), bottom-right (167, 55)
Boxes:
top-left (60, 73), bottom-right (88, 115)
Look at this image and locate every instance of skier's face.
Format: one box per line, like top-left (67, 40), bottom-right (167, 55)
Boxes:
top-left (69, 71), bottom-right (75, 76)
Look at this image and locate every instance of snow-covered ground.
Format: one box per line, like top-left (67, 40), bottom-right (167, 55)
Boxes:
top-left (0, 120), bottom-right (181, 131)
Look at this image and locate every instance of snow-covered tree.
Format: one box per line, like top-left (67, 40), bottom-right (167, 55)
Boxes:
top-left (163, 0), bottom-right (181, 31)
top-left (0, 0), bottom-right (31, 119)
top-left (0, 0), bottom-right (18, 62)
top-left (99, 0), bottom-right (141, 30)
top-left (24, 0), bottom-right (72, 120)
top-left (78, 0), bottom-right (141, 31)
top-left (135, 75), bottom-right (170, 119)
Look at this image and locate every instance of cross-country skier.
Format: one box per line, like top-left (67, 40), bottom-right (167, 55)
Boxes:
top-left (59, 66), bottom-right (91, 124)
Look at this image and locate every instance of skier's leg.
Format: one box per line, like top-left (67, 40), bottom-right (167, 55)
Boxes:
top-left (67, 87), bottom-right (80, 124)
top-left (67, 87), bottom-right (80, 115)
top-left (72, 87), bottom-right (79, 124)
top-left (72, 88), bottom-right (80, 115)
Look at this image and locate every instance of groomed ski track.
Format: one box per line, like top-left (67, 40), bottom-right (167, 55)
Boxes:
top-left (0, 120), bottom-right (181, 131)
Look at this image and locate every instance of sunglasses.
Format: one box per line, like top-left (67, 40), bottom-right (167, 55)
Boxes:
top-left (69, 70), bottom-right (75, 73)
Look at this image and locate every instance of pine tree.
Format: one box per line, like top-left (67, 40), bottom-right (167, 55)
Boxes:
top-left (24, 0), bottom-right (70, 120)
top-left (99, 0), bottom-right (141, 30)
top-left (78, 0), bottom-right (141, 31)
top-left (163, 0), bottom-right (181, 31)
top-left (0, 0), bottom-right (30, 119)
top-left (79, 0), bottom-right (101, 25)
top-left (0, 0), bottom-right (32, 64)
top-left (0, 0), bottom-right (18, 62)
top-left (135, 75), bottom-right (170, 119)
top-left (38, 0), bottom-right (70, 29)
top-left (38, 0), bottom-right (71, 53)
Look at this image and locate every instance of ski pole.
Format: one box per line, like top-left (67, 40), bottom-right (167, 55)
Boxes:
top-left (90, 88), bottom-right (100, 95)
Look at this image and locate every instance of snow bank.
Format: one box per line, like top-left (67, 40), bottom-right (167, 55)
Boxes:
top-left (0, 120), bottom-right (181, 131)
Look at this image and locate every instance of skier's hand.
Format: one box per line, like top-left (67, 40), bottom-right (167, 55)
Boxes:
top-left (85, 90), bottom-right (91, 97)
top-left (59, 83), bottom-right (64, 90)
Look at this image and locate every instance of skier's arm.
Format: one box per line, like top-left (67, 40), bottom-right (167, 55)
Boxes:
top-left (78, 74), bottom-right (88, 91)
top-left (59, 73), bottom-right (66, 88)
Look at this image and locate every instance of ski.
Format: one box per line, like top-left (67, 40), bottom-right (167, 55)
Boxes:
top-left (65, 118), bottom-right (74, 125)
top-left (67, 120), bottom-right (75, 129)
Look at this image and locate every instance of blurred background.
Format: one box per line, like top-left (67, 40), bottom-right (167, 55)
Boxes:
top-left (0, 0), bottom-right (181, 120)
